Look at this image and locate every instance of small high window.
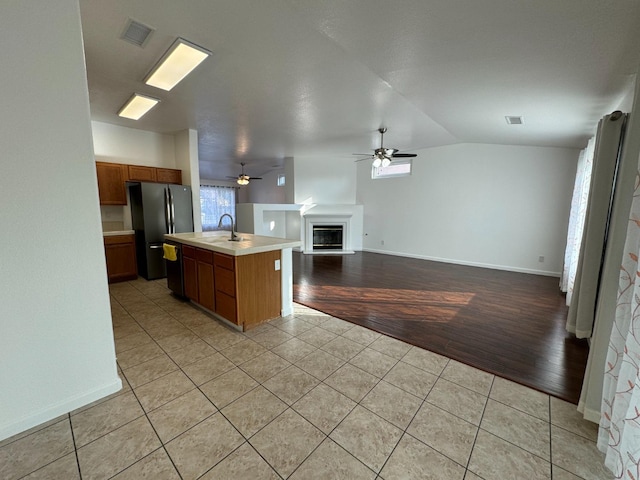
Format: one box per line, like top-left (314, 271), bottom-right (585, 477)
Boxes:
top-left (371, 159), bottom-right (412, 179)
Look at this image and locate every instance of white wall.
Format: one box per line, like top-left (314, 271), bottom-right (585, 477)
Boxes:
top-left (357, 143), bottom-right (579, 275)
top-left (293, 156), bottom-right (357, 205)
top-left (92, 121), bottom-right (176, 167)
top-left (244, 169), bottom-right (286, 204)
top-left (0, 0), bottom-right (121, 440)
top-left (94, 121), bottom-right (180, 229)
top-left (175, 129), bottom-right (202, 232)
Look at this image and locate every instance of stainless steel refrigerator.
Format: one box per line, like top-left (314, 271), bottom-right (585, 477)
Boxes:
top-left (129, 182), bottom-right (194, 280)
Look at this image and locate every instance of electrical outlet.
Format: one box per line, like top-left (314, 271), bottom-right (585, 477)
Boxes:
top-left (538, 255), bottom-right (544, 263)
top-left (275, 259), bottom-right (281, 271)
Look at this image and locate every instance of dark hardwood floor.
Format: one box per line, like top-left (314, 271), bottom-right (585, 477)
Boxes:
top-left (292, 251), bottom-right (589, 404)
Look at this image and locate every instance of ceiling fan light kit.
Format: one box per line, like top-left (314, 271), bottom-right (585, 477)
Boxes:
top-left (227, 162), bottom-right (262, 185)
top-left (353, 127), bottom-right (417, 167)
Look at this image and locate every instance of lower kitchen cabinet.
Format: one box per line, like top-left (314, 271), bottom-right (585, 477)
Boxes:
top-left (196, 249), bottom-right (215, 312)
top-left (183, 246), bottom-right (216, 312)
top-left (183, 246), bottom-right (198, 301)
top-left (214, 253), bottom-right (237, 323)
top-left (104, 235), bottom-right (137, 283)
top-left (180, 246), bottom-right (281, 329)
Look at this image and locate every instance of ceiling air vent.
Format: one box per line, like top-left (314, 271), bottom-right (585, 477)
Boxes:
top-left (505, 116), bottom-right (524, 125)
top-left (121, 19), bottom-right (154, 47)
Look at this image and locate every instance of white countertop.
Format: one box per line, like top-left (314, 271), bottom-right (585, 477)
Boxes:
top-left (103, 230), bottom-right (135, 237)
top-left (164, 231), bottom-right (301, 256)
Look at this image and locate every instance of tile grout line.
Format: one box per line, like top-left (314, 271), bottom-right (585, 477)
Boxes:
top-left (111, 280), bottom-right (583, 479)
top-left (68, 412), bottom-right (83, 480)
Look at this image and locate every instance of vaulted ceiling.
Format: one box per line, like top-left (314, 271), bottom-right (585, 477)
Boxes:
top-left (80, 0), bottom-right (640, 180)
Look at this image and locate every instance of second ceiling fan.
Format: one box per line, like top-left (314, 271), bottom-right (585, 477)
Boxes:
top-left (227, 162), bottom-right (262, 185)
top-left (353, 127), bottom-right (417, 167)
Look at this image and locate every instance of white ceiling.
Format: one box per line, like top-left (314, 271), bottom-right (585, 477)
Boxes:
top-left (79, 0), bottom-right (640, 180)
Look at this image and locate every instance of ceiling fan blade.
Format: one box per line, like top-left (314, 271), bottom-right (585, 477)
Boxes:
top-left (354, 157), bottom-right (373, 163)
top-left (352, 153), bottom-right (372, 156)
top-left (250, 177), bottom-right (263, 180)
top-left (391, 153), bottom-right (417, 158)
top-left (226, 176), bottom-right (238, 179)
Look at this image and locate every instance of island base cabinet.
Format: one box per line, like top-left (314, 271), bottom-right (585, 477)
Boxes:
top-left (180, 246), bottom-right (282, 331)
top-left (215, 291), bottom-right (237, 323)
top-left (236, 250), bottom-right (281, 329)
top-left (183, 254), bottom-right (198, 301)
top-left (197, 261), bottom-right (215, 311)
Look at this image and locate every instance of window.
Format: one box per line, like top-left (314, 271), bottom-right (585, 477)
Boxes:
top-left (200, 185), bottom-right (236, 231)
top-left (371, 159), bottom-right (412, 179)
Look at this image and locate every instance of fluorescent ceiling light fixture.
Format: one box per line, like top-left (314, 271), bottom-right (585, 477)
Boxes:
top-left (145, 38), bottom-right (211, 91)
top-left (118, 93), bottom-right (160, 120)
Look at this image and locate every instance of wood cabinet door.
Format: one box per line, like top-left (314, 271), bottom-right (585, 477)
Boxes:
top-left (197, 261), bottom-right (215, 311)
top-left (215, 291), bottom-right (237, 324)
top-left (128, 165), bottom-right (157, 182)
top-left (104, 235), bottom-right (137, 282)
top-left (96, 162), bottom-right (127, 205)
top-left (156, 168), bottom-right (182, 185)
top-left (183, 255), bottom-right (198, 301)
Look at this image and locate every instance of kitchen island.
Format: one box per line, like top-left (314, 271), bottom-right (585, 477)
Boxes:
top-left (164, 231), bottom-right (301, 331)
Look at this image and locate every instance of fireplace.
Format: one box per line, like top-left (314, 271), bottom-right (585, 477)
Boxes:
top-left (303, 213), bottom-right (354, 254)
top-left (312, 225), bottom-right (343, 250)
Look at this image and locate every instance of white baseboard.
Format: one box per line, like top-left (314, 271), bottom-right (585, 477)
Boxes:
top-left (0, 377), bottom-right (122, 442)
top-left (362, 248), bottom-right (561, 277)
top-left (578, 400), bottom-right (601, 424)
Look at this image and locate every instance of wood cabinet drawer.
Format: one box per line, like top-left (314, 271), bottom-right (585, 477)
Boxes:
top-left (104, 234), bottom-right (134, 245)
top-left (214, 253), bottom-right (235, 271)
top-left (215, 267), bottom-right (235, 297)
top-left (215, 291), bottom-right (237, 323)
top-left (196, 248), bottom-right (214, 264)
top-left (183, 245), bottom-right (196, 259)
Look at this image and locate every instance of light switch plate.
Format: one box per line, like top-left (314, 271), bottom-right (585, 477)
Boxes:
top-left (275, 259), bottom-right (281, 271)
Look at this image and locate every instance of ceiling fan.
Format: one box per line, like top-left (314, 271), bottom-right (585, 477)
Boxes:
top-left (226, 162), bottom-right (262, 185)
top-left (353, 127), bottom-right (417, 167)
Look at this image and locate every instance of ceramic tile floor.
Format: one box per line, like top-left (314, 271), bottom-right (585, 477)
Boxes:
top-left (1, 278), bottom-right (614, 480)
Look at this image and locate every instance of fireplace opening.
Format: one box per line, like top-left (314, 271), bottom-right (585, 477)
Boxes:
top-left (313, 225), bottom-right (343, 250)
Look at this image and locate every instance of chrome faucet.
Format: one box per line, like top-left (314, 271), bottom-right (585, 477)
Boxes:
top-left (218, 213), bottom-right (239, 241)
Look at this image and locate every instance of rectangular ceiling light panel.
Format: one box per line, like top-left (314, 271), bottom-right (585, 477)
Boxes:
top-left (145, 38), bottom-right (211, 91)
top-left (118, 93), bottom-right (160, 120)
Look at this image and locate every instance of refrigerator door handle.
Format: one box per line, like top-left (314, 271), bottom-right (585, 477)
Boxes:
top-left (164, 188), bottom-right (171, 234)
top-left (168, 187), bottom-right (176, 234)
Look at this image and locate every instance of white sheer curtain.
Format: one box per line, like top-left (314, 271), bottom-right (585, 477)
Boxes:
top-left (562, 137), bottom-right (595, 305)
top-left (599, 164), bottom-right (640, 476)
top-left (200, 185), bottom-right (236, 231)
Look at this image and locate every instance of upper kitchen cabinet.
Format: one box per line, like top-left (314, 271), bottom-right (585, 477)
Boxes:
top-left (156, 168), bottom-right (182, 185)
top-left (128, 165), bottom-right (157, 183)
top-left (96, 161), bottom-right (127, 205)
